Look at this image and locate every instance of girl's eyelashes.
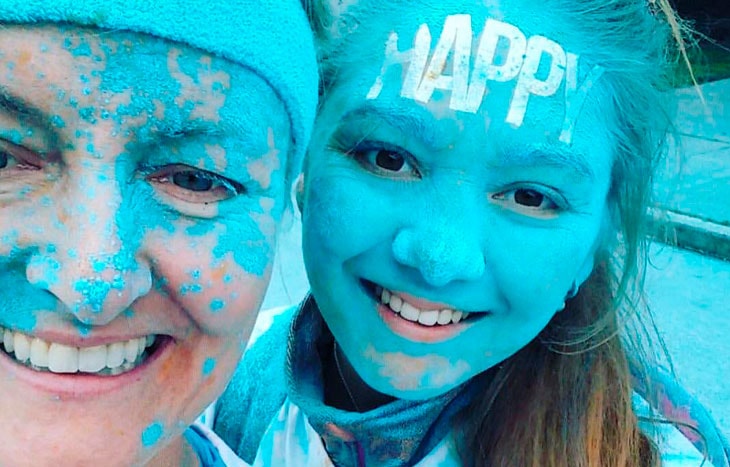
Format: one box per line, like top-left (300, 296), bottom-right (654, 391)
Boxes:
top-left (491, 186), bottom-right (566, 219)
top-left (146, 164), bottom-right (245, 205)
top-left (345, 140), bottom-right (421, 179)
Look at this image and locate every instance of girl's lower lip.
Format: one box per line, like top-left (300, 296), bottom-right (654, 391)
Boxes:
top-left (376, 303), bottom-right (469, 343)
top-left (0, 337), bottom-right (173, 400)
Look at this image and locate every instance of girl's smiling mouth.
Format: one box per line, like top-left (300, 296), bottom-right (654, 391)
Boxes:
top-left (360, 279), bottom-right (490, 342)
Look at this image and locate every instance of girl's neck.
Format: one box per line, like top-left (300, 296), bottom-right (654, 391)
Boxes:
top-left (323, 340), bottom-right (395, 413)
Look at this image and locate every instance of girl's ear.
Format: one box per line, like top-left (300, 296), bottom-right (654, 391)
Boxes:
top-left (574, 252), bottom-right (596, 291)
top-left (575, 209), bottom-right (614, 289)
top-left (295, 173), bottom-right (305, 214)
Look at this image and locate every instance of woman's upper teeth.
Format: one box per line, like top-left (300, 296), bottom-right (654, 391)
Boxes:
top-left (380, 288), bottom-right (469, 325)
top-left (0, 326), bottom-right (155, 375)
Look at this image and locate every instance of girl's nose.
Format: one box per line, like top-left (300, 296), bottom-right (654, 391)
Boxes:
top-left (392, 214), bottom-right (486, 287)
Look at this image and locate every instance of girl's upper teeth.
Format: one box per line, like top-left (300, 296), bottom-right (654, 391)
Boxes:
top-left (379, 288), bottom-right (470, 325)
top-left (0, 326), bottom-right (156, 375)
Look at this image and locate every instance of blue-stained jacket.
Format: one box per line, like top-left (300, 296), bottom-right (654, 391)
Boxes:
top-left (214, 297), bottom-right (723, 466)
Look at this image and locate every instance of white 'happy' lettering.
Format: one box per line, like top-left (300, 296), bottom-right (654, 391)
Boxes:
top-left (366, 14), bottom-right (604, 144)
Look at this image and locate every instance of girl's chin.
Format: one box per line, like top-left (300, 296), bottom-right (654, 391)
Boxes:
top-left (356, 362), bottom-right (468, 401)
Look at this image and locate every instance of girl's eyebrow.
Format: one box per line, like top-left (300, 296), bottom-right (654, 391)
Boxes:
top-left (341, 104), bottom-right (455, 151)
top-left (497, 144), bottom-right (597, 181)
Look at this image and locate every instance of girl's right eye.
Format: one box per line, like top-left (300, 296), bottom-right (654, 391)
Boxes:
top-left (349, 143), bottom-right (420, 179)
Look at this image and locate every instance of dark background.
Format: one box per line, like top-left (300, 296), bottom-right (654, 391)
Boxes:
top-left (674, 0), bottom-right (730, 44)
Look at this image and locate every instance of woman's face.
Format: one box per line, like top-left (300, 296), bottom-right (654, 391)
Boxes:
top-left (0, 26), bottom-right (289, 465)
top-left (302, 0), bottom-right (615, 399)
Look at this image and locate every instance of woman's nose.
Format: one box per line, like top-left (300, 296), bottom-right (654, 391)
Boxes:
top-left (25, 173), bottom-right (152, 325)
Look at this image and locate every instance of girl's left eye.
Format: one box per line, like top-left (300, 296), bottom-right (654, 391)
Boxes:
top-left (147, 165), bottom-right (244, 204)
top-left (492, 188), bottom-right (562, 218)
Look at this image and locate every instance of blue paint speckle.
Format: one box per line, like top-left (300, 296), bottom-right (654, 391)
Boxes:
top-left (210, 299), bottom-right (225, 312)
top-left (180, 283), bottom-right (203, 295)
top-left (141, 422), bottom-right (163, 447)
top-left (50, 115), bottom-right (66, 128)
top-left (202, 358), bottom-right (216, 376)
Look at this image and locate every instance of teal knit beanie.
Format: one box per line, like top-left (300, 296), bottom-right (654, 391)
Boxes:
top-left (0, 0), bottom-right (318, 183)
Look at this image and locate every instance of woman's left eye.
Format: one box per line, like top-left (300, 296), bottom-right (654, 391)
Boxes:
top-left (147, 165), bottom-right (244, 204)
top-left (492, 187), bottom-right (562, 217)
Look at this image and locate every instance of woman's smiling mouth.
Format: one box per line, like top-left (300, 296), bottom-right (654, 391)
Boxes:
top-left (0, 326), bottom-right (162, 376)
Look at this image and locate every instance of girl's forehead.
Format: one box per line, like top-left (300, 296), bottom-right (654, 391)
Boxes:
top-left (332, 3), bottom-right (609, 148)
top-left (349, 0), bottom-right (575, 46)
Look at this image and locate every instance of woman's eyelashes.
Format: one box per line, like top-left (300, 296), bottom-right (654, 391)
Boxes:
top-left (146, 164), bottom-right (245, 205)
top-left (0, 144), bottom-right (43, 176)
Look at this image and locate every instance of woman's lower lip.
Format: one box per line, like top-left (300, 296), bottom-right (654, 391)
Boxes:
top-left (376, 303), bottom-right (469, 343)
top-left (0, 337), bottom-right (172, 399)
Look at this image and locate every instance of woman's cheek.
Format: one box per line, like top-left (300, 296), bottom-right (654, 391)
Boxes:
top-left (147, 217), bottom-right (275, 332)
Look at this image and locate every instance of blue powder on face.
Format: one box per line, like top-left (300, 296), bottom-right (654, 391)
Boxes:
top-left (0, 271), bottom-right (41, 332)
top-left (202, 358), bottom-right (216, 376)
top-left (92, 259), bottom-right (106, 273)
top-left (180, 283), bottom-right (203, 295)
top-left (141, 422), bottom-right (164, 447)
top-left (27, 255), bottom-right (61, 289)
top-left (50, 115), bottom-right (66, 128)
top-left (209, 299), bottom-right (225, 312)
top-left (73, 275), bottom-right (125, 314)
top-left (3, 129), bottom-right (22, 145)
top-left (70, 41), bottom-right (92, 58)
top-left (76, 322), bottom-right (92, 336)
top-left (78, 107), bottom-right (96, 123)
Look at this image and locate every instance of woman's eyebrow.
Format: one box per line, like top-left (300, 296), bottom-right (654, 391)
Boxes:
top-left (497, 144), bottom-right (597, 181)
top-left (0, 87), bottom-right (47, 124)
top-left (154, 121), bottom-right (226, 139)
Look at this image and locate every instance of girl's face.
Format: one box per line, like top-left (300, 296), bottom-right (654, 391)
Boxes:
top-left (302, 0), bottom-right (616, 399)
top-left (0, 26), bottom-right (289, 465)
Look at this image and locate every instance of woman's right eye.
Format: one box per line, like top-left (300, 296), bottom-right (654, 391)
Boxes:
top-left (0, 146), bottom-right (42, 174)
top-left (0, 149), bottom-right (12, 169)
